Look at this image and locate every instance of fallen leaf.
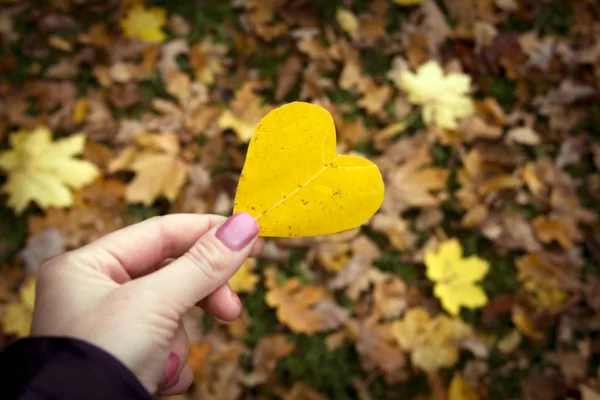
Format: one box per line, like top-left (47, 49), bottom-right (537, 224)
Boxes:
top-left (218, 82), bottom-right (274, 142)
top-left (108, 132), bottom-right (188, 205)
top-left (382, 145), bottom-right (448, 215)
top-left (346, 319), bottom-right (407, 381)
top-left (0, 127), bottom-right (100, 213)
top-left (28, 178), bottom-right (129, 249)
top-left (120, 2), bottom-right (166, 43)
top-left (244, 334), bottom-right (295, 386)
top-left (425, 238), bottom-right (489, 315)
top-left (506, 126), bottom-right (541, 146)
top-left (264, 266), bottom-right (332, 334)
top-left (233, 102), bottom-right (384, 237)
top-left (398, 60), bottom-right (474, 129)
top-left (229, 258), bottom-right (259, 294)
top-left (2, 275), bottom-right (36, 338)
top-left (516, 253), bottom-right (573, 311)
top-left (336, 8), bottom-right (360, 37)
top-left (448, 373), bottom-right (480, 400)
top-left (393, 307), bottom-right (472, 372)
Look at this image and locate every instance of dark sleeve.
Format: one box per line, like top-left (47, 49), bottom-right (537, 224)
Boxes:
top-left (0, 336), bottom-right (151, 400)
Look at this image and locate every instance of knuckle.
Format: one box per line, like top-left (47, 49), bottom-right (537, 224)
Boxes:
top-left (184, 238), bottom-right (227, 282)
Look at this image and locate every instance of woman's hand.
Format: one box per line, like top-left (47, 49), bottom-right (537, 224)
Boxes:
top-left (30, 213), bottom-right (262, 396)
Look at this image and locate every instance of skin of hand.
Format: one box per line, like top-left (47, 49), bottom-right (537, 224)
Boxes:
top-left (30, 213), bottom-right (263, 396)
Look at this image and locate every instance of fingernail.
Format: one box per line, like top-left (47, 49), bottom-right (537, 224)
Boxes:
top-left (164, 352), bottom-right (180, 384)
top-left (215, 213), bottom-right (259, 251)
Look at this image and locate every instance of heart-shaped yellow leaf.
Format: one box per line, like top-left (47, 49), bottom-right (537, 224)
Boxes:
top-left (233, 102), bottom-right (384, 237)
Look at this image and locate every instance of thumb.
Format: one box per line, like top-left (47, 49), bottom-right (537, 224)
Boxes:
top-left (141, 212), bottom-right (259, 311)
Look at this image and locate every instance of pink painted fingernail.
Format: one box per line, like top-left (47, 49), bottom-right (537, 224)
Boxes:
top-left (164, 352), bottom-right (180, 384)
top-left (215, 213), bottom-right (259, 251)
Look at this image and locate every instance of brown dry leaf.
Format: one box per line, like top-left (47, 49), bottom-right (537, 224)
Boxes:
top-left (264, 266), bottom-right (334, 334)
top-left (243, 334), bottom-right (295, 386)
top-left (28, 178), bottom-right (129, 250)
top-left (382, 145), bottom-right (449, 215)
top-left (533, 215), bottom-right (582, 250)
top-left (372, 275), bottom-right (408, 319)
top-left (108, 132), bottom-right (188, 205)
top-left (190, 36), bottom-right (228, 85)
top-left (218, 81), bottom-right (274, 142)
top-left (275, 55), bottom-right (303, 101)
top-left (392, 307), bottom-right (472, 373)
top-left (516, 253), bottom-right (577, 311)
top-left (370, 212), bottom-right (418, 251)
top-left (274, 382), bottom-right (327, 400)
top-left (506, 126), bottom-right (541, 146)
top-left (157, 38), bottom-right (189, 79)
top-left (456, 114), bottom-right (503, 143)
top-left (357, 81), bottom-right (393, 116)
top-left (237, 0), bottom-right (288, 41)
top-left (547, 351), bottom-right (588, 384)
top-left (346, 319), bottom-right (407, 382)
top-left (479, 212), bottom-right (542, 253)
top-left (194, 339), bottom-right (247, 400)
top-left (457, 148), bottom-right (522, 219)
top-left (328, 254), bottom-right (386, 301)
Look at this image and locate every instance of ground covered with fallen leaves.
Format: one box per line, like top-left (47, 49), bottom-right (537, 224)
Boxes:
top-left (1, 0), bottom-right (600, 399)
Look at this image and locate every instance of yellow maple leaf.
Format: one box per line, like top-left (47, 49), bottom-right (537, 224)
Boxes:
top-left (120, 2), bottom-right (167, 43)
top-left (424, 238), bottom-right (489, 316)
top-left (393, 307), bottom-right (472, 372)
top-left (3, 275), bottom-right (36, 338)
top-left (108, 133), bottom-right (188, 206)
top-left (398, 60), bottom-right (474, 129)
top-left (0, 127), bottom-right (100, 213)
top-left (393, 0), bottom-right (426, 6)
top-left (229, 259), bottom-right (259, 294)
top-left (448, 373), bottom-right (480, 400)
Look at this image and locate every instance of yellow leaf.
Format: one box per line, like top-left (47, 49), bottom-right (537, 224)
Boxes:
top-left (2, 275), bottom-right (36, 338)
top-left (108, 133), bottom-right (188, 206)
top-left (424, 238), bottom-right (489, 316)
top-left (72, 97), bottom-right (88, 124)
top-left (336, 8), bottom-right (360, 36)
top-left (0, 127), bottom-right (100, 213)
top-left (393, 0), bottom-right (426, 6)
top-left (229, 259), bottom-right (259, 294)
top-left (120, 2), bottom-right (167, 43)
top-left (392, 307), bottom-right (472, 373)
top-left (448, 373), bottom-right (480, 400)
top-left (233, 102), bottom-right (384, 237)
top-left (398, 61), bottom-right (474, 129)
